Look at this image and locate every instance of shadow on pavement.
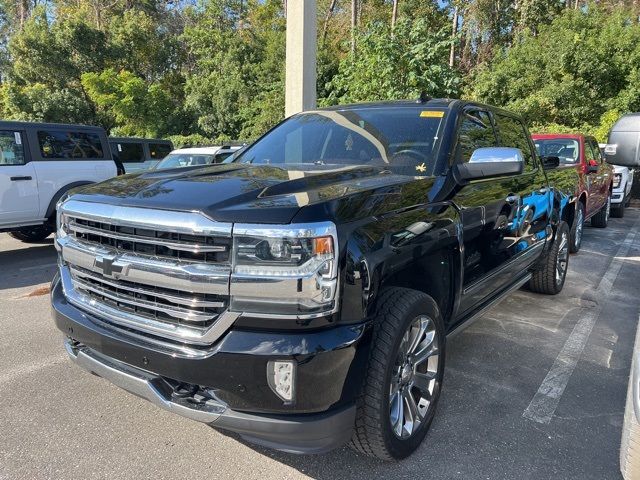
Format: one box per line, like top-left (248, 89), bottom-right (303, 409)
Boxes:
top-left (0, 241), bottom-right (57, 291)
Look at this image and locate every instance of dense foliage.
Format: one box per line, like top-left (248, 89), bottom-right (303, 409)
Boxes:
top-left (0, 1), bottom-right (638, 144)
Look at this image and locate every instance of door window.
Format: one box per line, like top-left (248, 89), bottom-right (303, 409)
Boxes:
top-left (38, 130), bottom-right (104, 159)
top-left (455, 110), bottom-right (497, 163)
top-left (112, 142), bottom-right (145, 162)
top-left (149, 143), bottom-right (172, 159)
top-left (494, 114), bottom-right (536, 171)
top-left (0, 131), bottom-right (26, 166)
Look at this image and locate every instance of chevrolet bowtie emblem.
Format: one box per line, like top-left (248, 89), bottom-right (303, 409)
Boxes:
top-left (94, 255), bottom-right (127, 278)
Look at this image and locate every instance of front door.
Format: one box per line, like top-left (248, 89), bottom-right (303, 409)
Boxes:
top-left (0, 129), bottom-right (39, 228)
top-left (456, 110), bottom-right (549, 315)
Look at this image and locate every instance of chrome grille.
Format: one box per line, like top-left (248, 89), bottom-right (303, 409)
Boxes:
top-left (68, 217), bottom-right (231, 263)
top-left (57, 199), bottom-right (236, 348)
top-left (69, 266), bottom-right (226, 326)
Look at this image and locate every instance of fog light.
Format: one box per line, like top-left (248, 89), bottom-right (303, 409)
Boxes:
top-left (267, 360), bottom-right (296, 403)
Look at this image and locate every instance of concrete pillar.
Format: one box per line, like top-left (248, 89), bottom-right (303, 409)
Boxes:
top-left (285, 0), bottom-right (317, 117)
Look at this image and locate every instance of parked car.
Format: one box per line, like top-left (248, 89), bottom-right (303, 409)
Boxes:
top-left (109, 137), bottom-right (173, 174)
top-left (600, 143), bottom-right (634, 218)
top-left (532, 134), bottom-right (613, 253)
top-left (52, 99), bottom-right (577, 460)
top-left (602, 114), bottom-right (640, 217)
top-left (0, 121), bottom-right (116, 242)
top-left (152, 145), bottom-right (242, 170)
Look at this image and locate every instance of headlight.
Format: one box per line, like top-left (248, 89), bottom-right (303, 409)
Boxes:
top-left (55, 195), bottom-right (71, 239)
top-left (613, 173), bottom-right (622, 188)
top-left (230, 222), bottom-right (339, 317)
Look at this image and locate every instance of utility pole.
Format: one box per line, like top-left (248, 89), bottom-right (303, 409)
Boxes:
top-left (285, 0), bottom-right (317, 117)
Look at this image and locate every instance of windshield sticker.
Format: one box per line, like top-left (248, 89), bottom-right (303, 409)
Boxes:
top-left (416, 162), bottom-right (427, 173)
top-left (117, 144), bottom-right (122, 152)
top-left (345, 133), bottom-right (354, 151)
top-left (420, 111), bottom-right (444, 118)
top-left (14, 132), bottom-right (21, 145)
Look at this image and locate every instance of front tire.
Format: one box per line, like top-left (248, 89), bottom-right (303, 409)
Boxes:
top-left (591, 193), bottom-right (611, 228)
top-left (8, 225), bottom-right (54, 243)
top-left (569, 202), bottom-right (584, 253)
top-left (350, 288), bottom-right (445, 461)
top-left (529, 221), bottom-right (570, 295)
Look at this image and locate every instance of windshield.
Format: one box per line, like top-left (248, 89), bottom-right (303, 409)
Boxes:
top-left (235, 107), bottom-right (446, 176)
top-left (154, 153), bottom-right (215, 170)
top-left (533, 138), bottom-right (580, 164)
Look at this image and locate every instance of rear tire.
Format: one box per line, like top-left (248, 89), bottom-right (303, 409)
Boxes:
top-left (569, 202), bottom-right (584, 253)
top-left (350, 288), bottom-right (445, 461)
top-left (8, 225), bottom-right (53, 243)
top-left (591, 193), bottom-right (611, 228)
top-left (529, 221), bottom-right (570, 295)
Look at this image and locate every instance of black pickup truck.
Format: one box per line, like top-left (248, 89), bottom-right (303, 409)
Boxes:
top-left (51, 99), bottom-right (573, 460)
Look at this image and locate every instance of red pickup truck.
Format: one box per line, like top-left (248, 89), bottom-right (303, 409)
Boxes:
top-left (532, 133), bottom-right (613, 253)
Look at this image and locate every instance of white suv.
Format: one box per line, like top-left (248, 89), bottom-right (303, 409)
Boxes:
top-left (0, 121), bottom-right (116, 242)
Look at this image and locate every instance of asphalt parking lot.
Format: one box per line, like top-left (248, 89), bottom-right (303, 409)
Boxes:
top-left (1, 211), bottom-right (639, 480)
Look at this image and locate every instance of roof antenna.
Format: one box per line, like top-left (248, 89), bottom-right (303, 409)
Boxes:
top-left (418, 91), bottom-right (431, 103)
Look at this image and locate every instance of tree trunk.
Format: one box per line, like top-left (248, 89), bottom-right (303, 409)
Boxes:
top-left (322, 0), bottom-right (338, 43)
top-left (391, 0), bottom-right (399, 31)
top-left (449, 6), bottom-right (458, 67)
top-left (351, 0), bottom-right (357, 57)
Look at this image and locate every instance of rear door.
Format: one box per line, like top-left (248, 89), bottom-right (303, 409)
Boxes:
top-left (0, 129), bottom-right (40, 227)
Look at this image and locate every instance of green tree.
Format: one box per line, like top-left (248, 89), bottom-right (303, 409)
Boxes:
top-left (81, 68), bottom-right (176, 137)
top-left (469, 6), bottom-right (640, 131)
top-left (326, 18), bottom-right (461, 104)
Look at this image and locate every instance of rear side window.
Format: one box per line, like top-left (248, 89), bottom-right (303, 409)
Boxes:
top-left (38, 130), bottom-right (104, 159)
top-left (112, 142), bottom-right (145, 162)
top-left (494, 114), bottom-right (536, 169)
top-left (149, 143), bottom-right (172, 159)
top-left (455, 110), bottom-right (497, 163)
top-left (0, 130), bottom-right (26, 165)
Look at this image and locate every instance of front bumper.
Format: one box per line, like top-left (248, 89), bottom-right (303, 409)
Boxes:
top-left (612, 190), bottom-right (625, 204)
top-left (51, 273), bottom-right (370, 453)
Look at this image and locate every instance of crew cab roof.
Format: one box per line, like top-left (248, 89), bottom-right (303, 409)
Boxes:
top-left (315, 98), bottom-right (522, 118)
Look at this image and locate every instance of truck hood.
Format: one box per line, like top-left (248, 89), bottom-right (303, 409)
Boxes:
top-left (71, 163), bottom-right (420, 224)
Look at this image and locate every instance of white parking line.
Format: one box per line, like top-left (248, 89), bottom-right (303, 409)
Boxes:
top-left (523, 222), bottom-right (640, 424)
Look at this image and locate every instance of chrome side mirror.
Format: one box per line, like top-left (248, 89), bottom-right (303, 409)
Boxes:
top-left (452, 147), bottom-right (525, 184)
